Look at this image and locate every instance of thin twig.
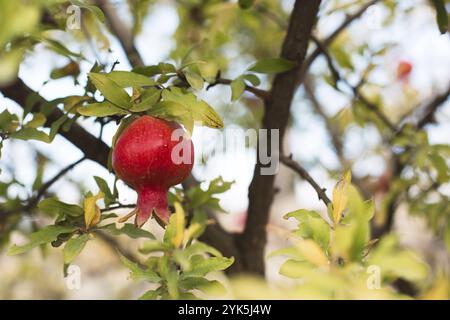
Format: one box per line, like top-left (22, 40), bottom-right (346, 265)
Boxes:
top-left (101, 203), bottom-right (136, 212)
top-left (312, 36), bottom-right (396, 131)
top-left (27, 156), bottom-right (87, 209)
top-left (298, 0), bottom-right (381, 83)
top-left (416, 85), bottom-right (450, 129)
top-left (280, 154), bottom-right (332, 206)
top-left (206, 76), bottom-right (270, 101)
top-left (95, 0), bottom-right (144, 68)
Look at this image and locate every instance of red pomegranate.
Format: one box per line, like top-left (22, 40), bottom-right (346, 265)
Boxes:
top-left (112, 115), bottom-right (194, 226)
top-left (397, 60), bottom-right (413, 81)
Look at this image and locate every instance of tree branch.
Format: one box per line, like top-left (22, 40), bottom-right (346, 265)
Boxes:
top-left (236, 0), bottom-right (322, 275)
top-left (1, 79), bottom-right (110, 168)
top-left (304, 77), bottom-right (346, 165)
top-left (206, 77), bottom-right (270, 101)
top-left (94, 0), bottom-right (144, 68)
top-left (416, 85), bottom-right (450, 129)
top-left (280, 154), bottom-right (332, 206)
top-left (27, 156), bottom-right (87, 210)
top-left (298, 0), bottom-right (381, 83)
top-left (311, 36), bottom-right (396, 131)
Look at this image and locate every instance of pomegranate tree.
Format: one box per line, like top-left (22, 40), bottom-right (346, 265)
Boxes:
top-left (112, 115), bottom-right (194, 226)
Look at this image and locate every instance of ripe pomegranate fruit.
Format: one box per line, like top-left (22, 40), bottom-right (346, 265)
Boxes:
top-left (112, 115), bottom-right (194, 227)
top-left (397, 60), bottom-right (413, 81)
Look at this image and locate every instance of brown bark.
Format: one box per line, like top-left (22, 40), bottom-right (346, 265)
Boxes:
top-left (235, 0), bottom-right (322, 275)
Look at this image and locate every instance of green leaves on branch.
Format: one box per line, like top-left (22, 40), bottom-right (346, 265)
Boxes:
top-left (104, 71), bottom-right (157, 87)
top-left (82, 70), bottom-right (223, 134)
top-left (63, 234), bottom-right (91, 265)
top-left (249, 58), bottom-right (295, 74)
top-left (184, 70), bottom-right (204, 90)
top-left (10, 127), bottom-right (51, 143)
top-left (77, 102), bottom-right (127, 117)
top-left (159, 87), bottom-right (224, 132)
top-left (70, 0), bottom-right (105, 23)
top-left (284, 210), bottom-right (330, 250)
top-left (38, 197), bottom-right (84, 218)
top-left (101, 223), bottom-right (155, 240)
top-left (88, 73), bottom-right (131, 109)
top-left (8, 225), bottom-right (78, 256)
top-left (118, 201), bottom-right (233, 300)
top-left (231, 76), bottom-right (246, 101)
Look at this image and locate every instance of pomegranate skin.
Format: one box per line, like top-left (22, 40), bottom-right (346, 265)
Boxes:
top-left (397, 60), bottom-right (413, 81)
top-left (112, 115), bottom-right (194, 226)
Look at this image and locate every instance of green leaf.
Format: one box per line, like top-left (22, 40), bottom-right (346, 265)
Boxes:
top-left (284, 209), bottom-right (330, 250)
top-left (139, 289), bottom-right (160, 300)
top-left (139, 240), bottom-right (168, 253)
top-left (49, 115), bottom-right (69, 141)
top-left (149, 100), bottom-right (194, 134)
top-left (133, 63), bottom-right (177, 76)
top-left (330, 45), bottom-right (353, 70)
top-left (40, 37), bottom-right (83, 59)
top-left (0, 110), bottom-right (19, 132)
top-left (38, 198), bottom-right (83, 218)
top-left (179, 277), bottom-right (226, 296)
top-left (93, 176), bottom-right (115, 206)
top-left (430, 153), bottom-right (450, 183)
top-left (430, 0), bottom-right (449, 34)
top-left (24, 113), bottom-right (46, 128)
top-left (8, 225), bottom-right (78, 255)
top-left (63, 234), bottom-right (90, 264)
top-left (104, 71), bottom-right (156, 87)
top-left (103, 223), bottom-right (155, 239)
top-left (10, 127), bottom-right (50, 143)
top-left (163, 212), bottom-right (178, 247)
top-left (249, 58), bottom-right (295, 74)
top-left (70, 0), bottom-right (105, 23)
top-left (77, 101), bottom-right (127, 117)
top-left (130, 88), bottom-right (161, 112)
top-left (183, 241), bottom-right (223, 258)
top-left (184, 255), bottom-right (234, 277)
top-left (231, 77), bottom-right (245, 101)
top-left (267, 246), bottom-right (304, 260)
top-left (118, 252), bottom-right (161, 282)
top-left (88, 73), bottom-right (131, 109)
top-left (279, 259), bottom-right (313, 279)
top-left (162, 88), bottom-right (223, 129)
top-left (243, 73), bottom-right (261, 86)
top-left (184, 70), bottom-right (204, 90)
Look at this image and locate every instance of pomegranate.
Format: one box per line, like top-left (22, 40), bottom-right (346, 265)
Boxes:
top-left (397, 60), bottom-right (413, 81)
top-left (112, 115), bottom-right (194, 227)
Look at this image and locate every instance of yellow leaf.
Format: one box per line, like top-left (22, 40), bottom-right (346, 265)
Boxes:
top-left (332, 170), bottom-right (351, 225)
top-left (184, 222), bottom-right (202, 245)
top-left (172, 202), bottom-right (185, 248)
top-left (84, 191), bottom-right (104, 229)
top-left (294, 239), bottom-right (329, 267)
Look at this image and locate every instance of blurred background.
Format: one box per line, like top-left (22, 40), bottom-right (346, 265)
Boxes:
top-left (1, 0), bottom-right (450, 299)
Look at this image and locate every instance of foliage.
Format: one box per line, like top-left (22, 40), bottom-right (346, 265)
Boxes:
top-left (1, 0), bottom-right (450, 300)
